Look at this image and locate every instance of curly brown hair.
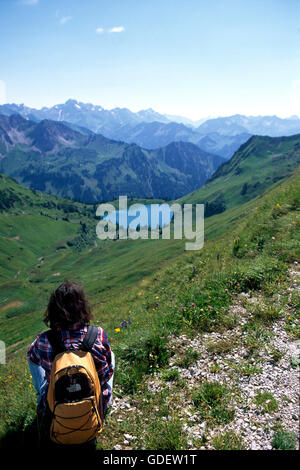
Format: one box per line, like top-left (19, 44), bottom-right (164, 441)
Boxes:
top-left (44, 281), bottom-right (93, 329)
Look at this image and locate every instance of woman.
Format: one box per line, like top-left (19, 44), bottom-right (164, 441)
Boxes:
top-left (27, 281), bottom-right (114, 418)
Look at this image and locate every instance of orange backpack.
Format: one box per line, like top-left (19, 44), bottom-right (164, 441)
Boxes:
top-left (46, 326), bottom-right (103, 445)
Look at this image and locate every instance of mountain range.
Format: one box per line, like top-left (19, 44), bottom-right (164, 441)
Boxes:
top-left (1, 100), bottom-right (300, 159)
top-left (0, 113), bottom-right (224, 203)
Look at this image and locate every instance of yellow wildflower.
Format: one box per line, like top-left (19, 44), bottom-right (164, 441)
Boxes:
top-left (115, 328), bottom-right (121, 333)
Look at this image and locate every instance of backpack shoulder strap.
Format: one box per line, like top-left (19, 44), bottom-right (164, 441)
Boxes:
top-left (81, 325), bottom-right (98, 352)
top-left (46, 329), bottom-right (66, 355)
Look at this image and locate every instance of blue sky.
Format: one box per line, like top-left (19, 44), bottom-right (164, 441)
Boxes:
top-left (0, 0), bottom-right (299, 119)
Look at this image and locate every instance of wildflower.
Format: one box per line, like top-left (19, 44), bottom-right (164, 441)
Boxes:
top-left (115, 328), bottom-right (121, 333)
top-left (29, 384), bottom-right (32, 389)
top-left (191, 302), bottom-right (195, 307)
top-left (208, 306), bottom-right (212, 310)
top-left (225, 288), bottom-right (228, 292)
top-left (152, 308), bottom-right (156, 311)
top-left (181, 307), bottom-right (185, 311)
top-left (276, 203), bottom-right (281, 208)
top-left (155, 296), bottom-right (159, 300)
top-left (236, 283), bottom-right (240, 287)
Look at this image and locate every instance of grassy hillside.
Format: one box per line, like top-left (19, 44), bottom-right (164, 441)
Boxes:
top-left (0, 165), bottom-right (299, 448)
top-left (177, 134), bottom-right (300, 212)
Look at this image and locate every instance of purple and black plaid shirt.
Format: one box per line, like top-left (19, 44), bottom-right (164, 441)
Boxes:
top-left (27, 323), bottom-right (114, 412)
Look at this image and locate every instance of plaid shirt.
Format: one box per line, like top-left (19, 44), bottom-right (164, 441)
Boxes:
top-left (27, 323), bottom-right (114, 412)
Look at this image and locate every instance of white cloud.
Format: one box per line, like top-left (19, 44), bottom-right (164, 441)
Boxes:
top-left (108, 26), bottom-right (125, 33)
top-left (0, 81), bottom-right (6, 105)
top-left (19, 0), bottom-right (39, 5)
top-left (95, 26), bottom-right (125, 35)
top-left (60, 16), bottom-right (72, 25)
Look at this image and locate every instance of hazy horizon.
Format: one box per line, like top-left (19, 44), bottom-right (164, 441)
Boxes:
top-left (1, 97), bottom-right (300, 123)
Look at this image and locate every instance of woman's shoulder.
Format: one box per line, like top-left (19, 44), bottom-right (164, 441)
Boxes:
top-left (27, 329), bottom-right (51, 358)
top-left (93, 325), bottom-right (106, 340)
top-left (90, 325), bottom-right (110, 347)
top-left (35, 329), bottom-right (51, 346)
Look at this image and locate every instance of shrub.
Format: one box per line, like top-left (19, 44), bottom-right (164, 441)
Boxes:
top-left (176, 348), bottom-right (199, 368)
top-left (272, 430), bottom-right (297, 450)
top-left (207, 338), bottom-right (237, 354)
top-left (192, 381), bottom-right (235, 424)
top-left (212, 431), bottom-right (245, 450)
top-left (251, 302), bottom-right (282, 324)
top-left (243, 325), bottom-right (271, 355)
top-left (228, 359), bottom-right (262, 376)
top-left (144, 416), bottom-right (188, 450)
top-left (254, 391), bottom-right (278, 413)
top-left (230, 257), bottom-right (287, 292)
top-left (116, 334), bottom-right (170, 394)
top-left (162, 369), bottom-right (180, 383)
top-left (205, 193), bottom-right (226, 218)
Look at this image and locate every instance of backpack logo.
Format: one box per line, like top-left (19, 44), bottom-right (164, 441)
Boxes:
top-left (66, 382), bottom-right (82, 394)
